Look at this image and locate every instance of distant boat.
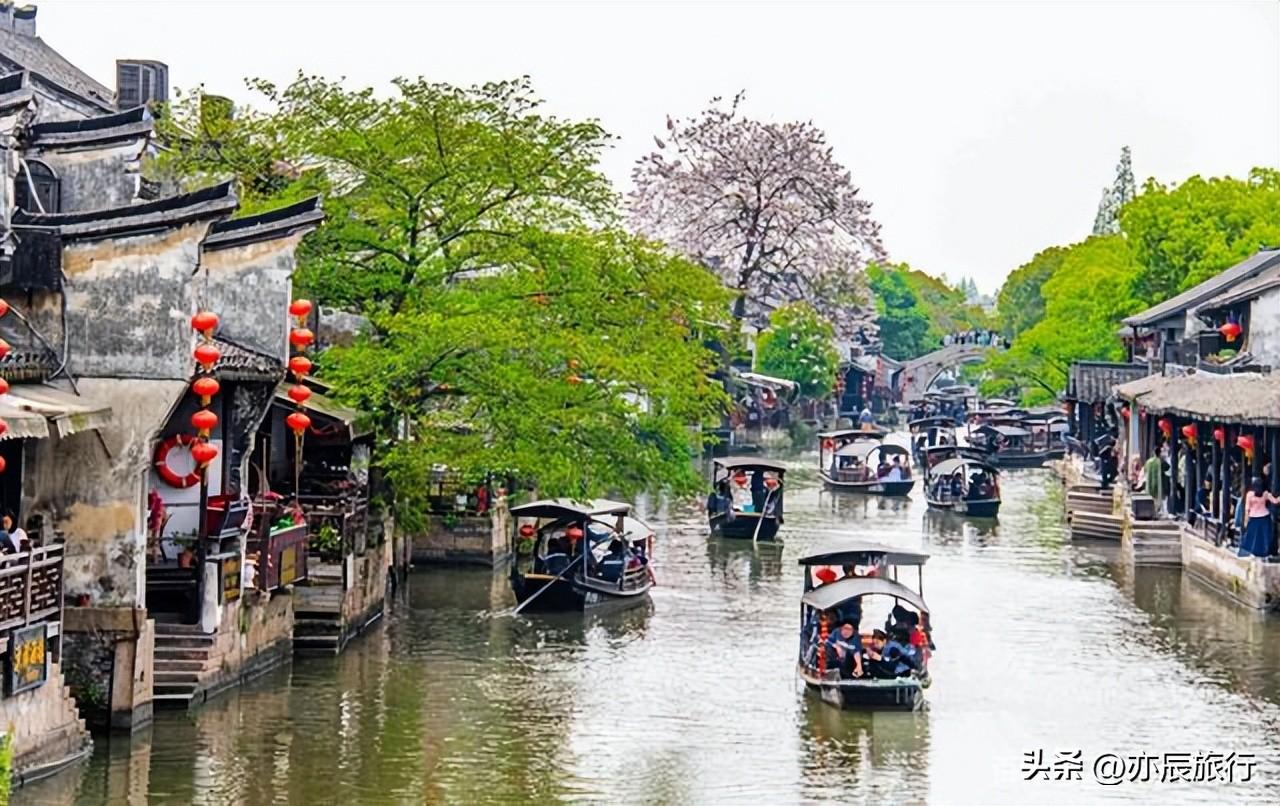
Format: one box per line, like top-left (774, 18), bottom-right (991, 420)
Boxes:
top-left (818, 430), bottom-right (915, 496)
top-left (796, 542), bottom-right (933, 711)
top-left (707, 458), bottom-right (787, 541)
top-left (923, 448), bottom-right (1001, 518)
top-left (509, 499), bottom-right (654, 611)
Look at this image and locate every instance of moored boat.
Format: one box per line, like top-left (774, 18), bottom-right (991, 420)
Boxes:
top-left (509, 499), bottom-right (654, 612)
top-left (923, 449), bottom-right (1001, 517)
top-left (707, 458), bottom-right (787, 541)
top-left (796, 542), bottom-right (933, 711)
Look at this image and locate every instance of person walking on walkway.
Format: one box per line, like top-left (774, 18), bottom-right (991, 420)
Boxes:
top-left (1238, 476), bottom-right (1278, 558)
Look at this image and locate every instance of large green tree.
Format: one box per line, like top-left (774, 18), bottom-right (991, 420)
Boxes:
top-left (866, 263), bottom-right (989, 360)
top-left (754, 302), bottom-right (840, 398)
top-left (995, 246), bottom-right (1067, 341)
top-left (1122, 168), bottom-right (1280, 304)
top-left (153, 77), bottom-right (732, 524)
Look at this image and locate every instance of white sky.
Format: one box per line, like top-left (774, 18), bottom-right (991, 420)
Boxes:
top-left (38, 0), bottom-right (1280, 293)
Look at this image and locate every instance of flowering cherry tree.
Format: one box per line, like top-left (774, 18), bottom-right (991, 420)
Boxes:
top-left (629, 93), bottom-right (886, 336)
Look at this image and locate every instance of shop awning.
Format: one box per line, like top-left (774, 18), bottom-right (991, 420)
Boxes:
top-left (0, 384), bottom-right (112, 439)
top-left (274, 384), bottom-right (372, 441)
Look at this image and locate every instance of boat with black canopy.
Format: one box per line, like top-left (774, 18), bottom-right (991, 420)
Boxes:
top-left (707, 458), bottom-right (786, 541)
top-left (509, 499), bottom-right (654, 611)
top-left (908, 415), bottom-right (958, 465)
top-left (796, 542), bottom-right (932, 711)
top-left (819, 438), bottom-right (915, 496)
top-left (923, 449), bottom-right (1001, 517)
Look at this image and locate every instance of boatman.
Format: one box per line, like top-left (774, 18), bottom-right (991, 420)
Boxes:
top-left (858, 406), bottom-right (875, 431)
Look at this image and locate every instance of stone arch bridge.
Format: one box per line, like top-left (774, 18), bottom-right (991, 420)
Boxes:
top-left (898, 343), bottom-right (991, 401)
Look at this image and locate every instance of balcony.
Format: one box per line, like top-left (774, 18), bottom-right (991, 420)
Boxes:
top-left (299, 493), bottom-right (370, 561)
top-left (0, 545), bottom-right (64, 695)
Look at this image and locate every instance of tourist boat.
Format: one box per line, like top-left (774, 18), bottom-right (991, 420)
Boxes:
top-left (509, 499), bottom-right (654, 611)
top-left (908, 415), bottom-right (958, 465)
top-left (923, 448), bottom-right (1001, 517)
top-left (819, 438), bottom-right (915, 496)
top-left (1020, 411), bottom-right (1069, 460)
top-left (796, 542), bottom-right (932, 711)
top-left (707, 458), bottom-right (787, 541)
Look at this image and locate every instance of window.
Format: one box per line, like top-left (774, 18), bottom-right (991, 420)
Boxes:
top-left (15, 161), bottom-right (59, 214)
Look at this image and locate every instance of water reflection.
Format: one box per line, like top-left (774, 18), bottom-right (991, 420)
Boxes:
top-left (798, 707), bottom-right (931, 803)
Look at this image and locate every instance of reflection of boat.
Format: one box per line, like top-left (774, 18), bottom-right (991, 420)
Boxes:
top-left (509, 499), bottom-right (654, 612)
top-left (796, 543), bottom-right (932, 711)
top-left (923, 449), bottom-right (1001, 518)
top-left (707, 458), bottom-right (786, 541)
top-left (818, 431), bottom-right (915, 496)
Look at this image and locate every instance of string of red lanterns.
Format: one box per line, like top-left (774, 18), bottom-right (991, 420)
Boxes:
top-left (287, 300), bottom-right (315, 491)
top-left (188, 310), bottom-right (222, 471)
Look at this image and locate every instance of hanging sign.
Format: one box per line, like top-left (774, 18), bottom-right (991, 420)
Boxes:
top-left (220, 554), bottom-right (242, 603)
top-left (8, 623), bottom-right (48, 695)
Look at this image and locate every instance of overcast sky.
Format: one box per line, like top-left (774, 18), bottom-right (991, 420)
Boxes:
top-left (39, 0), bottom-right (1280, 292)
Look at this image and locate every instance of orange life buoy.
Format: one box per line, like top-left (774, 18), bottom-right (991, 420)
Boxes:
top-left (154, 434), bottom-right (201, 488)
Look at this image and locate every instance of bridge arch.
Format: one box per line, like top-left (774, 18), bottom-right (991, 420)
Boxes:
top-left (898, 343), bottom-right (989, 401)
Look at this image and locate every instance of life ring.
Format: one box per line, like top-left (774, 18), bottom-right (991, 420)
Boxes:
top-left (154, 434), bottom-right (201, 488)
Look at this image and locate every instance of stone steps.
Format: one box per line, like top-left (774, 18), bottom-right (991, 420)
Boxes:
top-left (153, 625), bottom-right (212, 710)
top-left (1069, 510), bottom-right (1123, 540)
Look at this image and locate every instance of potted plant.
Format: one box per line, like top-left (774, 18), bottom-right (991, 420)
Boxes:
top-left (171, 534), bottom-right (197, 568)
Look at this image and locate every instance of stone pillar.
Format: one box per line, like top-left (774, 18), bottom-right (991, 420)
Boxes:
top-left (61, 607), bottom-right (154, 732)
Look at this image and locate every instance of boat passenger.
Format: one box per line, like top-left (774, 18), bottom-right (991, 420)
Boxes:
top-left (858, 406), bottom-right (874, 431)
top-left (542, 537), bottom-right (571, 575)
top-left (886, 456), bottom-right (906, 481)
top-left (598, 538), bottom-right (628, 582)
top-left (863, 630), bottom-right (897, 679)
top-left (876, 458), bottom-right (890, 479)
top-left (706, 481), bottom-right (731, 517)
top-left (950, 474), bottom-right (963, 498)
top-left (1238, 476), bottom-right (1278, 558)
top-left (825, 622), bottom-right (864, 679)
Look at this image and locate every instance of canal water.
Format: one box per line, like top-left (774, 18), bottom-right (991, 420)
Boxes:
top-left (17, 461), bottom-right (1280, 804)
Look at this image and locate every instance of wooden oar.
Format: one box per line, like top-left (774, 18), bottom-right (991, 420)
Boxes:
top-left (752, 486), bottom-right (777, 545)
top-left (509, 554), bottom-right (584, 616)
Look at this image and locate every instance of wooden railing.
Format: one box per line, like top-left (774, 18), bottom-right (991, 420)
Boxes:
top-left (247, 524), bottom-right (309, 592)
top-left (299, 493), bottom-right (369, 558)
top-left (0, 544), bottom-right (64, 634)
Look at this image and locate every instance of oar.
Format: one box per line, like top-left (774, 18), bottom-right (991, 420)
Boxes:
top-left (752, 486), bottom-right (777, 545)
top-left (509, 554), bottom-right (584, 616)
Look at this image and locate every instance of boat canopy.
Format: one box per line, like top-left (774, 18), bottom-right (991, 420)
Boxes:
top-left (510, 498), bottom-right (632, 520)
top-left (801, 576), bottom-right (930, 614)
top-left (618, 516), bottom-right (654, 543)
top-left (908, 416), bottom-right (957, 430)
top-left (1049, 421), bottom-right (1069, 432)
top-left (982, 398), bottom-right (1017, 408)
top-left (798, 541), bottom-right (929, 568)
top-left (836, 441), bottom-right (910, 460)
top-left (712, 457), bottom-right (788, 473)
top-left (978, 424), bottom-right (1031, 437)
top-left (921, 445), bottom-right (991, 461)
top-left (819, 428), bottom-right (889, 442)
top-left (931, 456), bottom-right (998, 476)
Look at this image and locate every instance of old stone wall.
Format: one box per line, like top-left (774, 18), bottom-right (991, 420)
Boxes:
top-left (410, 504), bottom-right (511, 566)
top-left (0, 661), bottom-right (92, 784)
top-left (342, 543), bottom-right (389, 635)
top-left (31, 140), bottom-right (146, 213)
top-left (1182, 530), bottom-right (1280, 610)
top-left (62, 222), bottom-right (211, 380)
top-left (60, 606), bottom-right (153, 731)
top-left (202, 233), bottom-right (303, 362)
top-left (195, 590), bottom-right (293, 701)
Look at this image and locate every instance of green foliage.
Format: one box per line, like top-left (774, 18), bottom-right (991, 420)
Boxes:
top-left (995, 246), bottom-right (1067, 340)
top-left (1122, 168), bottom-right (1280, 304)
top-left (0, 731), bottom-right (9, 802)
top-left (155, 76), bottom-right (732, 526)
top-left (866, 263), bottom-right (989, 360)
top-left (755, 302), bottom-right (840, 398)
top-left (980, 236), bottom-right (1142, 404)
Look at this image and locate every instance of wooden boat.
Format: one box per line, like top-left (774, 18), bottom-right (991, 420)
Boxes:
top-left (968, 421), bottom-right (1054, 467)
top-left (908, 416), bottom-right (958, 465)
top-left (509, 499), bottom-right (654, 612)
top-left (924, 449), bottom-right (1001, 517)
top-left (707, 458), bottom-right (786, 541)
top-left (819, 438), bottom-right (915, 496)
top-left (796, 542), bottom-right (932, 711)
top-left (1020, 412), bottom-right (1069, 460)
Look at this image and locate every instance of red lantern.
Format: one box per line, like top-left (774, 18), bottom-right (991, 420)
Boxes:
top-left (518, 524), bottom-right (536, 539)
top-left (0, 299), bottom-right (9, 318)
top-left (0, 339), bottom-right (10, 360)
top-left (1219, 321), bottom-right (1242, 343)
top-left (190, 409), bottom-right (218, 434)
top-left (191, 311), bottom-right (219, 335)
top-left (194, 343), bottom-right (221, 369)
top-left (0, 455), bottom-right (7, 473)
top-left (733, 471), bottom-right (749, 487)
top-left (815, 567), bottom-right (837, 585)
top-left (1181, 424), bottom-right (1197, 446)
top-left (287, 384), bottom-right (312, 404)
top-left (288, 355), bottom-right (313, 378)
top-left (0, 418), bottom-right (8, 437)
top-left (0, 377), bottom-right (9, 396)
top-left (289, 328), bottom-right (315, 349)
top-left (1213, 426), bottom-right (1226, 446)
top-left (1120, 406), bottom-right (1130, 420)
top-left (822, 438), bottom-right (835, 451)
top-left (192, 376), bottom-right (220, 404)
top-left (764, 477), bottom-right (779, 490)
top-left (1237, 434), bottom-right (1255, 456)
top-left (288, 299), bottom-right (313, 319)
top-left (565, 526), bottom-right (584, 540)
top-left (285, 412), bottom-right (311, 434)
top-left (1157, 417), bottom-right (1172, 437)
top-left (191, 440), bottom-right (218, 466)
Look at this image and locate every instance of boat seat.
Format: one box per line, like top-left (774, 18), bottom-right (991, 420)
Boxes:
top-left (598, 558), bottom-right (624, 582)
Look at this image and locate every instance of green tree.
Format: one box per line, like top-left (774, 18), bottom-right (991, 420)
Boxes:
top-left (995, 246), bottom-right (1067, 340)
top-left (755, 302), bottom-right (840, 398)
top-left (153, 77), bottom-right (733, 524)
top-left (866, 264), bottom-right (931, 360)
top-left (1122, 168), bottom-right (1280, 303)
top-left (981, 236), bottom-right (1142, 404)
